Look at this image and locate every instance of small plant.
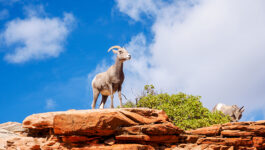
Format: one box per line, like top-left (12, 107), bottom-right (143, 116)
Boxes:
top-left (122, 85), bottom-right (230, 130)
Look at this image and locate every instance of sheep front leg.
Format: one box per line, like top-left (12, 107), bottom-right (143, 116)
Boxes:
top-left (108, 83), bottom-right (114, 108)
top-left (118, 86), bottom-right (123, 108)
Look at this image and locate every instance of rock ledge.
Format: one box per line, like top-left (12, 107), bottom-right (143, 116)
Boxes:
top-left (0, 109), bottom-right (264, 150)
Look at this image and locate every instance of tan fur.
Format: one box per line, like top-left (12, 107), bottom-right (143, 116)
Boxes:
top-left (91, 46), bottom-right (131, 109)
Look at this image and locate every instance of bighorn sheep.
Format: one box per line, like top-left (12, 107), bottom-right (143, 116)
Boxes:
top-left (212, 103), bottom-right (245, 122)
top-left (91, 46), bottom-right (131, 109)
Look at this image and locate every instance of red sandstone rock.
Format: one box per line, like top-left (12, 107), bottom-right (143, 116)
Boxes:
top-left (222, 125), bottom-right (265, 135)
top-left (172, 144), bottom-right (234, 150)
top-left (71, 144), bottom-right (155, 150)
top-left (5, 135), bottom-right (68, 150)
top-left (141, 122), bottom-right (183, 135)
top-left (221, 130), bottom-right (254, 137)
top-left (23, 112), bottom-right (64, 129)
top-left (222, 121), bottom-right (254, 126)
top-left (186, 125), bottom-right (221, 136)
top-left (115, 135), bottom-right (179, 143)
top-left (23, 108), bottom-right (168, 131)
top-left (61, 136), bottom-right (100, 143)
top-left (252, 137), bottom-right (265, 149)
top-left (53, 108), bottom-right (168, 136)
top-left (119, 122), bottom-right (183, 135)
top-left (6, 137), bottom-right (45, 150)
top-left (197, 137), bottom-right (253, 146)
top-left (7, 109), bottom-right (265, 149)
top-left (179, 135), bottom-right (200, 143)
top-left (238, 146), bottom-right (257, 150)
top-left (208, 144), bottom-right (233, 150)
top-left (255, 120), bottom-right (265, 125)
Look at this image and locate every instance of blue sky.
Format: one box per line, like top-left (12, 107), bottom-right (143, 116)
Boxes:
top-left (0, 0), bottom-right (146, 123)
top-left (1, 0), bottom-right (265, 123)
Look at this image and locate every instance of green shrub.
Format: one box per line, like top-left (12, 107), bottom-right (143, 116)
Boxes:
top-left (122, 85), bottom-right (230, 130)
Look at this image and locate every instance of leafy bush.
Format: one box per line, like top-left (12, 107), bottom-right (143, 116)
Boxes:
top-left (122, 85), bottom-right (230, 130)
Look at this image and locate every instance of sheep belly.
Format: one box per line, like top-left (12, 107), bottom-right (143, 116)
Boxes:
top-left (100, 89), bottom-right (117, 96)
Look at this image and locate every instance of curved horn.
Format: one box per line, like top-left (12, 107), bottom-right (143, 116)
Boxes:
top-left (107, 46), bottom-right (121, 52)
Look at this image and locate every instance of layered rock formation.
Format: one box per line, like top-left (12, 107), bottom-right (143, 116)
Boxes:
top-left (2, 108), bottom-right (183, 150)
top-left (0, 108), bottom-right (264, 150)
top-left (181, 120), bottom-right (265, 149)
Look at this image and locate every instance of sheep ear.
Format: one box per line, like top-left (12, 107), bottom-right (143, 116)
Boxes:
top-left (112, 50), bottom-right (118, 54)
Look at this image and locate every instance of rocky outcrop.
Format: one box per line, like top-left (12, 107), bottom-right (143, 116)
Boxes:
top-left (0, 109), bottom-right (265, 150)
top-left (0, 122), bottom-right (26, 150)
top-left (2, 108), bottom-right (183, 150)
top-left (180, 120), bottom-right (265, 149)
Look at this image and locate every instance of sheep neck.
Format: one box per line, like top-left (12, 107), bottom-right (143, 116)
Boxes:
top-left (114, 58), bottom-right (124, 76)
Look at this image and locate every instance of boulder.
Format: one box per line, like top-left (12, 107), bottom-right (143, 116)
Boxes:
top-left (0, 122), bottom-right (26, 133)
top-left (222, 125), bottom-right (265, 136)
top-left (71, 144), bottom-right (155, 150)
top-left (23, 111), bottom-right (65, 129)
top-left (53, 108), bottom-right (169, 136)
top-left (61, 136), bottom-right (100, 143)
top-left (0, 122), bottom-right (23, 150)
top-left (179, 135), bottom-right (200, 143)
top-left (197, 137), bottom-right (253, 146)
top-left (252, 137), bottom-right (265, 149)
top-left (221, 130), bottom-right (254, 137)
top-left (115, 135), bottom-right (180, 143)
top-left (6, 137), bottom-right (45, 150)
top-left (118, 122), bottom-right (183, 136)
top-left (186, 125), bottom-right (221, 136)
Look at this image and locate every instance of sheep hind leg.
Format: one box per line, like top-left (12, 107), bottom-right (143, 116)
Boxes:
top-left (99, 95), bottom-right (108, 109)
top-left (118, 90), bottom-right (123, 108)
top-left (110, 94), bottom-right (114, 108)
top-left (91, 88), bottom-right (100, 109)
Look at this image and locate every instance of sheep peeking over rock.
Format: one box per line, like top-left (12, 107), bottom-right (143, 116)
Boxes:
top-left (91, 46), bottom-right (131, 109)
top-left (212, 103), bottom-right (244, 122)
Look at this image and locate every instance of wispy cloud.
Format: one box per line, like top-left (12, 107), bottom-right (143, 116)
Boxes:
top-left (87, 59), bottom-right (109, 82)
top-left (115, 0), bottom-right (160, 21)
top-left (1, 6), bottom-right (75, 63)
top-left (23, 5), bottom-right (47, 17)
top-left (113, 0), bottom-right (265, 120)
top-left (45, 98), bottom-right (56, 110)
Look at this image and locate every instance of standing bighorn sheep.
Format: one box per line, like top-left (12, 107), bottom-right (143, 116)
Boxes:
top-left (91, 46), bottom-right (131, 109)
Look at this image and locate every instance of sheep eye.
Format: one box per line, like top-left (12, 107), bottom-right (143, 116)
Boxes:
top-left (119, 51), bottom-right (122, 54)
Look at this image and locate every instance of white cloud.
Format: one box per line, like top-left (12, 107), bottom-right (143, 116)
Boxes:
top-left (2, 9), bottom-right (75, 63)
top-left (0, 9), bottom-right (9, 20)
top-left (115, 0), bottom-right (160, 21)
top-left (23, 5), bottom-right (46, 17)
top-left (114, 0), bottom-right (265, 119)
top-left (45, 98), bottom-right (56, 109)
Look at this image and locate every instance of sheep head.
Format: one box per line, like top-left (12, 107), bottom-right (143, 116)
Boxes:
top-left (231, 105), bottom-right (244, 122)
top-left (108, 45), bottom-right (131, 62)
